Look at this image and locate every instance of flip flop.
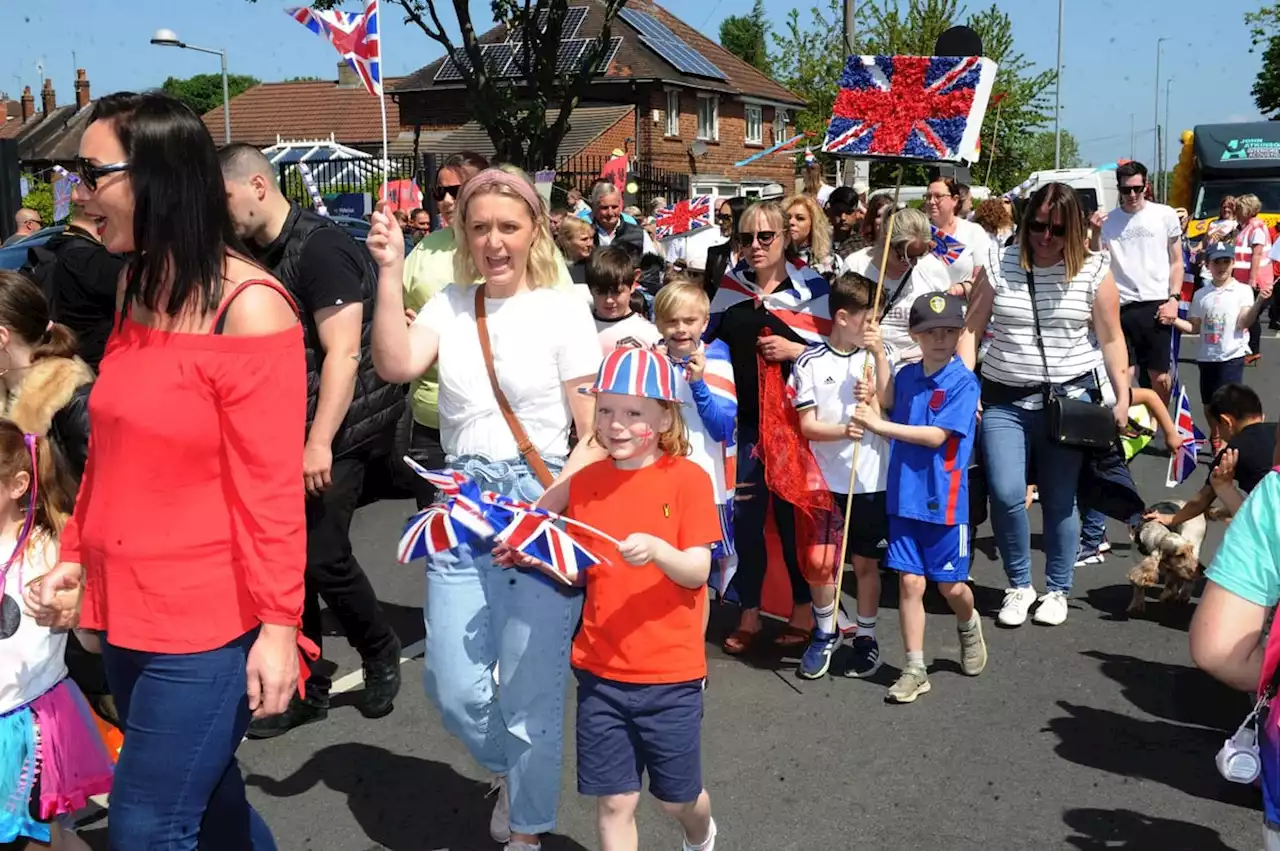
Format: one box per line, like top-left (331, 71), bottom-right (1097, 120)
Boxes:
top-left (722, 628), bottom-right (758, 656)
top-left (773, 624), bottom-right (810, 649)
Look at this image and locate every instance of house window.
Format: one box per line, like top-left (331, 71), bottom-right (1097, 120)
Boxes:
top-left (745, 104), bottom-right (763, 145)
top-left (697, 95), bottom-right (718, 141)
top-left (665, 90), bottom-right (680, 137)
top-left (774, 108), bottom-right (788, 143)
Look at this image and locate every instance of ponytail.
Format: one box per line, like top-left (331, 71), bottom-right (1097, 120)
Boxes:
top-left (30, 322), bottom-right (78, 363)
top-left (0, 421), bottom-right (74, 549)
top-left (0, 271), bottom-right (80, 363)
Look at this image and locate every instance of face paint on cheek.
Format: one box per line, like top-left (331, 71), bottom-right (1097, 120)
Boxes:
top-left (636, 426), bottom-right (656, 445)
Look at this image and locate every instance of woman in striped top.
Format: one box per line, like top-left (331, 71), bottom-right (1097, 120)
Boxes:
top-left (961, 182), bottom-right (1130, 629)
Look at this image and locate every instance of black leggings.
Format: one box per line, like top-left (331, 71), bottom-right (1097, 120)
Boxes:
top-left (728, 430), bottom-right (811, 610)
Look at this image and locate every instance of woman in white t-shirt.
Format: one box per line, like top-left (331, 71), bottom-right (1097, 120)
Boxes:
top-left (844, 206), bottom-right (951, 364)
top-left (369, 168), bottom-right (602, 849)
top-left (961, 182), bottom-right (1130, 630)
top-left (925, 176), bottom-right (990, 291)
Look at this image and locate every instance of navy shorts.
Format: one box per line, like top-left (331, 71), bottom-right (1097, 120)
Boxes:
top-left (1198, 357), bottom-right (1246, 408)
top-left (574, 670), bottom-right (704, 803)
top-left (884, 516), bottom-right (970, 583)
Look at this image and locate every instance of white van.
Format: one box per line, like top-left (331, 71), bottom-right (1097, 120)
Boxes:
top-left (1018, 168), bottom-right (1118, 216)
top-left (868, 185), bottom-right (992, 207)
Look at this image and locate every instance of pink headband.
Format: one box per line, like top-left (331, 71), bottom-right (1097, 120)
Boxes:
top-left (456, 168), bottom-right (544, 224)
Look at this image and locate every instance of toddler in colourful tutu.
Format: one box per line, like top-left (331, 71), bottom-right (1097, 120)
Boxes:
top-left (0, 422), bottom-right (112, 848)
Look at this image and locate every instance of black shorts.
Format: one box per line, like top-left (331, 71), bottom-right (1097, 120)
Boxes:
top-left (1119, 299), bottom-right (1172, 374)
top-left (828, 491), bottom-right (889, 560)
top-left (1198, 357), bottom-right (1246, 407)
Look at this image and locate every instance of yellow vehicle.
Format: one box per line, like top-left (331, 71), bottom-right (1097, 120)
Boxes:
top-left (1174, 123), bottom-right (1280, 239)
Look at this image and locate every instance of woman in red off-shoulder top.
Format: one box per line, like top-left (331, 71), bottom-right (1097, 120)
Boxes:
top-left (26, 92), bottom-right (307, 851)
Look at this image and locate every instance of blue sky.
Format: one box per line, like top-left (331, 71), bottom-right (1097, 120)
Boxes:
top-left (0, 0), bottom-right (1266, 170)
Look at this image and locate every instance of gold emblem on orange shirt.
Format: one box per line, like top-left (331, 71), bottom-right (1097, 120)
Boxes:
top-left (663, 504), bottom-right (671, 518)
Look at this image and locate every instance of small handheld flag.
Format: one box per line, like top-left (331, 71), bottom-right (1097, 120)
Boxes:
top-left (1166, 385), bottom-right (1207, 487)
top-left (495, 513), bottom-right (603, 585)
top-left (653, 196), bottom-right (712, 240)
top-left (930, 226), bottom-right (964, 265)
top-left (287, 1), bottom-right (382, 96)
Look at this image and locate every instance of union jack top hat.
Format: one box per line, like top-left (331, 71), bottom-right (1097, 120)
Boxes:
top-left (585, 347), bottom-right (679, 403)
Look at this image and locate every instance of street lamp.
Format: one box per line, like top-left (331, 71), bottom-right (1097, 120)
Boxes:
top-left (1163, 75), bottom-right (1174, 202)
top-left (1054, 0), bottom-right (1064, 169)
top-left (151, 28), bottom-right (230, 145)
top-left (1154, 36), bottom-right (1168, 174)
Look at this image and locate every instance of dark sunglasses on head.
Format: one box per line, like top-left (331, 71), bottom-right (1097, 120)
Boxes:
top-left (74, 157), bottom-right (129, 192)
top-left (1118, 184), bottom-right (1146, 196)
top-left (1027, 219), bottom-right (1067, 237)
top-left (738, 230), bottom-right (778, 247)
top-left (431, 183), bottom-right (461, 202)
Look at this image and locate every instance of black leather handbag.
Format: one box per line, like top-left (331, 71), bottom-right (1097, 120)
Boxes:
top-left (1025, 267), bottom-right (1118, 450)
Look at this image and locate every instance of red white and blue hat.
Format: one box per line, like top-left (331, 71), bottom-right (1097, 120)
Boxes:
top-left (585, 347), bottom-right (679, 402)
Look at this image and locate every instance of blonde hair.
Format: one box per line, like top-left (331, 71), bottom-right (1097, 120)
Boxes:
top-left (555, 215), bottom-right (592, 255)
top-left (590, 398), bottom-right (691, 458)
top-left (653, 277), bottom-right (710, 323)
top-left (739, 200), bottom-right (788, 243)
top-left (876, 206), bottom-right (931, 255)
top-left (784, 194), bottom-right (832, 263)
top-left (452, 164), bottom-right (560, 287)
top-left (1235, 194), bottom-right (1262, 222)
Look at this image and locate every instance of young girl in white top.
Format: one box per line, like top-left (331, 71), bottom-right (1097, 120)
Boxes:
top-left (5, 424), bottom-right (112, 849)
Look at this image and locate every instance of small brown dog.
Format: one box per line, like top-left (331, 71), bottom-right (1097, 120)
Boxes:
top-left (1128, 500), bottom-right (1207, 614)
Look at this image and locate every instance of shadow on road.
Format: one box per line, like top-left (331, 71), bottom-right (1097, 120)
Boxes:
top-left (245, 742), bottom-right (590, 851)
top-left (1080, 649), bottom-right (1249, 731)
top-left (1045, 700), bottom-right (1259, 808)
top-left (1083, 582), bottom-right (1200, 630)
top-left (320, 601), bottom-right (426, 652)
top-left (1062, 807), bottom-right (1238, 849)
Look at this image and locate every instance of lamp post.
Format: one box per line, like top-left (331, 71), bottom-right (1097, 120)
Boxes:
top-left (150, 28), bottom-right (230, 144)
top-left (1163, 75), bottom-right (1174, 202)
top-left (1154, 36), bottom-right (1168, 173)
top-left (1054, 0), bottom-right (1065, 168)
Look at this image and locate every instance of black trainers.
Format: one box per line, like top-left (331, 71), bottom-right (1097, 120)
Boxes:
top-left (841, 635), bottom-right (882, 679)
top-left (358, 636), bottom-right (402, 719)
top-left (245, 692), bottom-right (329, 740)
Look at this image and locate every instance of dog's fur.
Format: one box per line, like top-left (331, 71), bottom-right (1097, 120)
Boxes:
top-left (1127, 500), bottom-right (1207, 614)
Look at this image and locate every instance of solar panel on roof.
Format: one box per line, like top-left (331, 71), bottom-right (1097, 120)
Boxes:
top-left (435, 44), bottom-right (516, 82)
top-left (535, 6), bottom-right (588, 38)
top-left (617, 7), bottom-right (726, 80)
top-left (596, 36), bottom-right (623, 72)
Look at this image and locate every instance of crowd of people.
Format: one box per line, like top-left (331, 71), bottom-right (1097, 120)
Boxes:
top-left (0, 87), bottom-right (1278, 850)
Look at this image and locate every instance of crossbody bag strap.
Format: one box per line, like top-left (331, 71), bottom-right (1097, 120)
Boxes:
top-left (474, 287), bottom-right (555, 488)
top-left (878, 267), bottom-right (913, 324)
top-left (1023, 266), bottom-right (1054, 394)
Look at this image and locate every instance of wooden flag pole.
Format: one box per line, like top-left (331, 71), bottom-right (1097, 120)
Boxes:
top-left (828, 165), bottom-right (905, 630)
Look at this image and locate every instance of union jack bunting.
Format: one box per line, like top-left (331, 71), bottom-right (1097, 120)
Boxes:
top-left (822, 55), bottom-right (997, 162)
top-left (653, 196), bottom-right (712, 240)
top-left (708, 259), bottom-right (833, 344)
top-left (495, 513), bottom-right (603, 585)
top-left (1166, 385), bottom-right (1207, 487)
top-left (930, 226), bottom-right (965, 265)
top-left (287, 0), bottom-right (382, 96)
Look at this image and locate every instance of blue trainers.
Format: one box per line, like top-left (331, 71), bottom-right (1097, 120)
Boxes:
top-left (797, 628), bottom-right (839, 680)
top-left (842, 635), bottom-right (882, 679)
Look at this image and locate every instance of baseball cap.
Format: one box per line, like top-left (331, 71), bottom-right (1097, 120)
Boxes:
top-left (583, 347), bottom-right (680, 402)
top-left (908, 292), bottom-right (967, 333)
top-left (1205, 241), bottom-right (1234, 262)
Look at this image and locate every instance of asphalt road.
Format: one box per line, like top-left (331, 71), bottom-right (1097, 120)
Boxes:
top-left (78, 334), bottom-right (1276, 851)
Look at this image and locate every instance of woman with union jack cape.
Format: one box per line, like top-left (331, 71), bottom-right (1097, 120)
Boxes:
top-left (705, 199), bottom-right (834, 654)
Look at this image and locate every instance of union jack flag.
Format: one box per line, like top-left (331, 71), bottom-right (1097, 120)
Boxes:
top-left (495, 513), bottom-right (603, 585)
top-left (402, 456), bottom-right (466, 496)
top-left (287, 0), bottom-right (382, 97)
top-left (449, 479), bottom-right (496, 538)
top-left (1166, 384), bottom-right (1207, 487)
top-left (823, 55), bottom-right (997, 162)
top-left (397, 504), bottom-right (485, 562)
top-left (930, 226), bottom-right (965, 265)
top-left (653, 196), bottom-right (712, 240)
top-left (1169, 239), bottom-right (1198, 398)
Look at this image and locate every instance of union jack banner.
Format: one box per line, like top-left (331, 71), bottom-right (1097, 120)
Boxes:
top-left (930, 226), bottom-right (965, 265)
top-left (495, 513), bottom-right (603, 585)
top-left (653, 196), bottom-right (712, 240)
top-left (1166, 385), bottom-right (1207, 487)
top-left (823, 55), bottom-right (997, 162)
top-left (287, 0), bottom-right (382, 97)
top-left (708, 259), bottom-right (833, 344)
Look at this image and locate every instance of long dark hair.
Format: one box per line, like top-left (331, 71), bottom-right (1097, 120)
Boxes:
top-left (89, 92), bottom-right (242, 321)
top-left (0, 271), bottom-right (77, 362)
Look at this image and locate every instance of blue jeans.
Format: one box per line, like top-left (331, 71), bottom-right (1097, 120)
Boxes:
top-left (102, 629), bottom-right (275, 851)
top-left (981, 404), bottom-right (1085, 594)
top-left (424, 455), bottom-right (582, 835)
top-left (1079, 506), bottom-right (1108, 555)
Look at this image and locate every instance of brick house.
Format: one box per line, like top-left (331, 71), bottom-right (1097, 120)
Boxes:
top-left (392, 0), bottom-right (807, 200)
top-left (2, 71), bottom-right (98, 167)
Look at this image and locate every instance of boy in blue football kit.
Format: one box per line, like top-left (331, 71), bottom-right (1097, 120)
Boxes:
top-left (853, 292), bottom-right (986, 704)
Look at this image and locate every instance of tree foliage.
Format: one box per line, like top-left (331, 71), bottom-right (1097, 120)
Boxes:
top-left (20, 177), bottom-right (54, 226)
top-left (249, 0), bottom-right (626, 171)
top-left (771, 0), bottom-right (1057, 191)
top-left (1246, 5), bottom-right (1280, 116)
top-left (161, 73), bottom-right (261, 115)
top-left (719, 0), bottom-right (771, 74)
top-left (1021, 130), bottom-right (1082, 174)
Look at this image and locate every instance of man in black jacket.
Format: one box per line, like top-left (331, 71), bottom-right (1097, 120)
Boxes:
top-left (220, 144), bottom-right (405, 738)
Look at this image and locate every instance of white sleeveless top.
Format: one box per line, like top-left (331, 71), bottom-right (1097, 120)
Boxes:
top-left (0, 536), bottom-right (66, 714)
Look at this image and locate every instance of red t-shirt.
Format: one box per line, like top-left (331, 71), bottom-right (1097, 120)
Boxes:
top-left (568, 454), bottom-right (721, 684)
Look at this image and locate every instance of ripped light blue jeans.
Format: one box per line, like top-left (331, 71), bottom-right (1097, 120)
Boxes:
top-left (423, 454), bottom-right (582, 835)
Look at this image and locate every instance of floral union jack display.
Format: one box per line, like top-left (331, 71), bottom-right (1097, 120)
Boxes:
top-left (822, 55), bottom-right (997, 162)
top-left (653, 196), bottom-right (713, 240)
top-left (287, 0), bottom-right (382, 97)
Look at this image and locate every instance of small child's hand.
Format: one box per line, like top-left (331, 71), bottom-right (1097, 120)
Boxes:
top-left (854, 378), bottom-right (875, 403)
top-left (862, 320), bottom-right (883, 355)
top-left (1165, 430), bottom-right (1184, 452)
top-left (851, 402), bottom-right (880, 432)
top-left (1211, 448), bottom-right (1238, 488)
top-left (686, 350), bottom-right (706, 383)
top-left (845, 420), bottom-right (865, 441)
top-left (618, 532), bottom-right (661, 566)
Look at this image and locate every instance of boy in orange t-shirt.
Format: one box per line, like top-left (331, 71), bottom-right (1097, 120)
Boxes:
top-left (528, 347), bottom-right (722, 851)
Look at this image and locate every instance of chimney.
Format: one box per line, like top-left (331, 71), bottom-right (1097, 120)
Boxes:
top-left (40, 79), bottom-right (55, 116)
top-left (336, 60), bottom-right (360, 88)
top-left (74, 69), bottom-right (90, 110)
top-left (20, 86), bottom-right (33, 123)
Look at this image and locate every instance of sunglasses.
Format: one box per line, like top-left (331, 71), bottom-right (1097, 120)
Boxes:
top-left (896, 247), bottom-right (927, 266)
top-left (1118, 185), bottom-right (1146, 196)
top-left (74, 157), bottom-right (129, 192)
top-left (1027, 219), bottom-right (1067, 238)
top-left (738, 230), bottom-right (778, 247)
top-left (715, 213), bottom-right (732, 222)
top-left (431, 183), bottom-right (461, 202)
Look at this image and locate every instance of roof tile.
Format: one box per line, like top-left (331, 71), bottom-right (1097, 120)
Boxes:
top-left (202, 78), bottom-right (406, 148)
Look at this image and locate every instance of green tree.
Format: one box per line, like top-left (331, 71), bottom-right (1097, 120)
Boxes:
top-left (285, 75), bottom-right (324, 82)
top-left (249, 0), bottom-right (627, 171)
top-left (161, 73), bottom-right (260, 115)
top-left (20, 177), bottom-right (54, 226)
top-left (770, 0), bottom-right (847, 168)
top-left (719, 0), bottom-right (771, 73)
top-left (1244, 6), bottom-right (1280, 116)
top-left (1020, 130), bottom-right (1082, 174)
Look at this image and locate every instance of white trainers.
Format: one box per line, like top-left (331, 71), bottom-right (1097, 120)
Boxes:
top-left (997, 587), bottom-right (1038, 627)
top-left (489, 775), bottom-right (511, 843)
top-left (1033, 590), bottom-right (1070, 626)
top-left (682, 817), bottom-right (717, 851)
